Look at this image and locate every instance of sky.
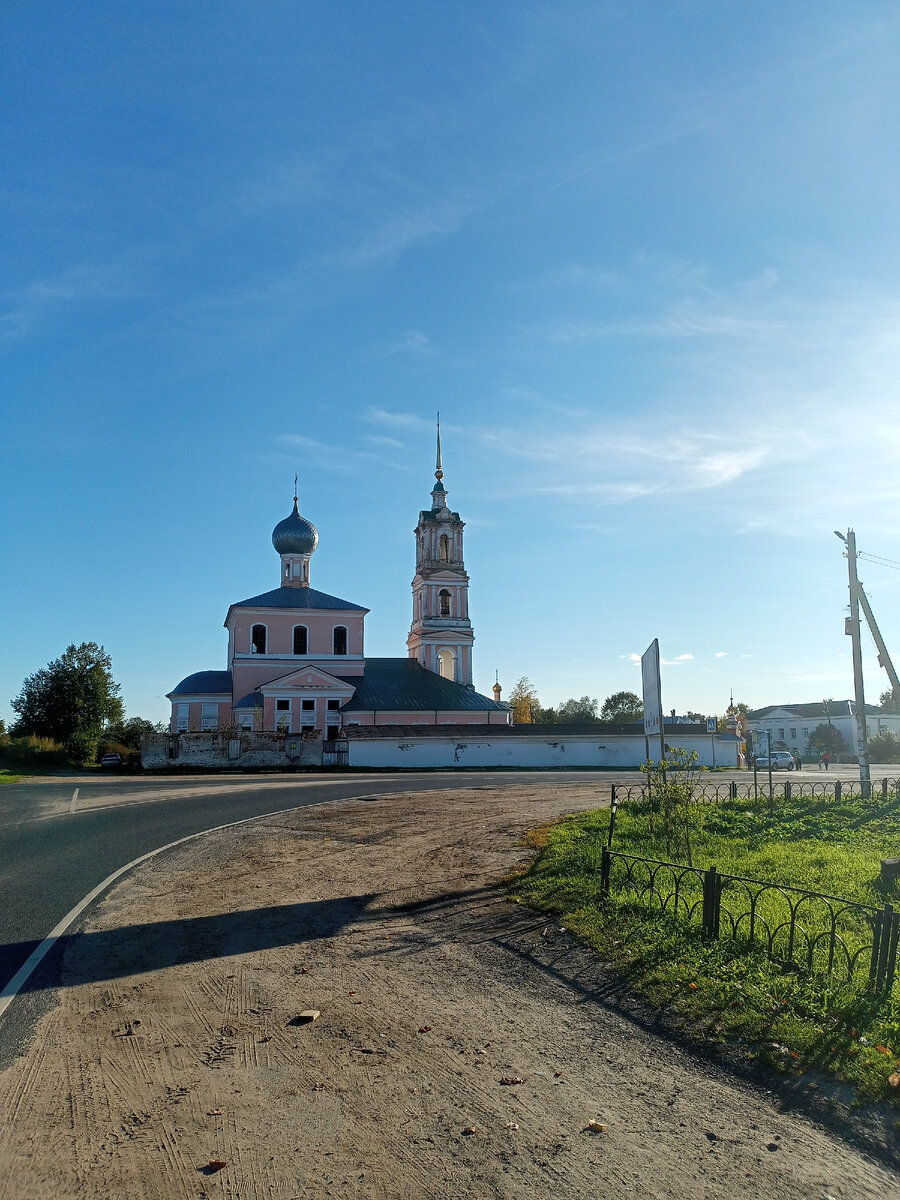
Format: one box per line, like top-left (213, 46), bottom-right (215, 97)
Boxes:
top-left (3, 1), bottom-right (900, 728)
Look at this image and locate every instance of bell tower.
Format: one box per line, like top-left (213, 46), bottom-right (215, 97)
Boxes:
top-left (407, 418), bottom-right (474, 685)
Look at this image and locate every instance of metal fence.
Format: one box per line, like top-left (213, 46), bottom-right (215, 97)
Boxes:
top-left (610, 775), bottom-right (900, 807)
top-left (598, 847), bottom-right (900, 993)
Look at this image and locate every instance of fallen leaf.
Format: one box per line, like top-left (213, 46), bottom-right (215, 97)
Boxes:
top-left (554, 1071), bottom-right (563, 1077)
top-left (586, 1120), bottom-right (606, 1133)
top-left (462, 1126), bottom-right (478, 1136)
top-left (505, 1122), bottom-right (519, 1130)
top-left (259, 1036), bottom-right (272, 1043)
top-left (888, 1073), bottom-right (900, 1088)
top-left (206, 1109), bottom-right (223, 1117)
top-left (418, 1026), bottom-right (432, 1034)
top-left (689, 982), bottom-right (697, 990)
top-left (207, 1160), bottom-right (227, 1172)
top-left (499, 1076), bottom-right (525, 1086)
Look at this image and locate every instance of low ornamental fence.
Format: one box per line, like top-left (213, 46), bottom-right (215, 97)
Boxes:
top-left (610, 776), bottom-right (900, 806)
top-left (598, 847), bottom-right (900, 993)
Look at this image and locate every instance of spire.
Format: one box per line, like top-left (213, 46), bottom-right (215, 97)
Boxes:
top-left (430, 411), bottom-right (448, 509)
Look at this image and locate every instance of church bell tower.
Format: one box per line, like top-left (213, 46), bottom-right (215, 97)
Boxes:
top-left (407, 418), bottom-right (474, 685)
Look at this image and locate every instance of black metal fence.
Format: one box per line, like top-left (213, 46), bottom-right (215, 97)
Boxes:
top-left (610, 775), bottom-right (900, 806)
top-left (598, 847), bottom-right (900, 993)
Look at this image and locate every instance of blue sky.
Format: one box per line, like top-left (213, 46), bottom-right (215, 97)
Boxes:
top-left (3, 1), bottom-right (900, 727)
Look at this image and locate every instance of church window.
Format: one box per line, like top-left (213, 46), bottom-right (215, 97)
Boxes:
top-left (201, 703), bottom-right (219, 730)
top-left (333, 626), bottom-right (348, 655)
top-left (439, 534), bottom-right (449, 562)
top-left (276, 698), bottom-right (290, 731)
top-left (438, 648), bottom-right (455, 679)
top-left (251, 624), bottom-right (267, 654)
top-left (439, 589), bottom-right (451, 616)
top-left (302, 699), bottom-right (315, 710)
top-left (293, 625), bottom-right (308, 655)
top-left (176, 703), bottom-right (189, 732)
top-left (284, 562), bottom-right (290, 578)
top-left (327, 698), bottom-right (340, 710)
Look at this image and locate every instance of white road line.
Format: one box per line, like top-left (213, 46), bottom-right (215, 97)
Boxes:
top-left (68, 788), bottom-right (79, 814)
top-left (0, 798), bottom-right (334, 1022)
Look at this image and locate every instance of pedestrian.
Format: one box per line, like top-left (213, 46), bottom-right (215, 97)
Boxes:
top-left (793, 751), bottom-right (802, 771)
top-left (823, 750), bottom-right (830, 770)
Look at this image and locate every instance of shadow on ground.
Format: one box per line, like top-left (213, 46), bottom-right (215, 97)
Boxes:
top-left (5, 895), bottom-right (376, 992)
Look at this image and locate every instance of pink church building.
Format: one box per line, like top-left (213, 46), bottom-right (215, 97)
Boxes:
top-left (167, 436), bottom-right (510, 735)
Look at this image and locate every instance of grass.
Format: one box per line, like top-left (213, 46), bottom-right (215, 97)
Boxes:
top-left (512, 787), bottom-right (900, 1104)
top-left (0, 769), bottom-right (21, 785)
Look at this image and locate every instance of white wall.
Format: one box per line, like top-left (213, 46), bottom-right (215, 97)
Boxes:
top-left (347, 733), bottom-right (740, 770)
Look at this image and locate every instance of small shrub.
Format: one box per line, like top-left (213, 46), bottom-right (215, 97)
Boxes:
top-left (0, 734), bottom-right (69, 768)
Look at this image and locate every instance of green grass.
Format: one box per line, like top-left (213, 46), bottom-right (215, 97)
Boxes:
top-left (0, 769), bottom-right (21, 785)
top-left (512, 790), bottom-right (900, 1104)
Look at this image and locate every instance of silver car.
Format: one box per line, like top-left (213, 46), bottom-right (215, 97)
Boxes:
top-left (755, 750), bottom-right (795, 770)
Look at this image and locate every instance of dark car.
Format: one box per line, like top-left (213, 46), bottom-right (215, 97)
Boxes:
top-left (100, 752), bottom-right (125, 769)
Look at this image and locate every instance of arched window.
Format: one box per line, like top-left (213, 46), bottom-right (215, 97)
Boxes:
top-left (438, 648), bottom-right (455, 679)
top-left (333, 625), bottom-right (348, 655)
top-left (284, 562), bottom-right (290, 578)
top-left (439, 534), bottom-right (450, 562)
top-left (293, 625), bottom-right (308, 655)
top-left (251, 624), bottom-right (267, 654)
top-left (439, 589), bottom-right (451, 617)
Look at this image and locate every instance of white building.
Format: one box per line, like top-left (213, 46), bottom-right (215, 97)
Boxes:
top-left (747, 701), bottom-right (900, 761)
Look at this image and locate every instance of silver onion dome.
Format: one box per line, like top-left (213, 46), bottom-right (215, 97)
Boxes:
top-left (272, 498), bottom-right (318, 556)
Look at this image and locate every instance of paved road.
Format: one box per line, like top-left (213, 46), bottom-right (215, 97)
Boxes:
top-left (0, 770), bottom-right (624, 1049)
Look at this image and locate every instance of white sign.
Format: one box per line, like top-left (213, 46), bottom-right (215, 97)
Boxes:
top-left (641, 639), bottom-right (663, 742)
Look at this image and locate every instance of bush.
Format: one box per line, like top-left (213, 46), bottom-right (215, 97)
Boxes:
top-left (0, 734), bottom-right (69, 768)
top-left (63, 730), bottom-right (99, 767)
top-left (96, 740), bottom-right (134, 763)
top-left (868, 728), bottom-right (900, 763)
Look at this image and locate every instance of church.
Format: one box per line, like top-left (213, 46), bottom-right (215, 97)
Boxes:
top-left (167, 431), bottom-right (510, 735)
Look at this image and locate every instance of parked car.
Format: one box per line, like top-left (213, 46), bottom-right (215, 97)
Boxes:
top-left (755, 750), bottom-right (795, 771)
top-left (100, 752), bottom-right (125, 769)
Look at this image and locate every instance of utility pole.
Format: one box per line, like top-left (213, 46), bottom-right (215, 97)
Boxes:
top-left (835, 529), bottom-right (871, 797)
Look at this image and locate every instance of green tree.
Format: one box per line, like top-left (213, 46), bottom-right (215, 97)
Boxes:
top-left (879, 689), bottom-right (900, 713)
top-left (868, 728), bottom-right (900, 763)
top-left (807, 722), bottom-right (847, 758)
top-left (600, 690), bottom-right (643, 723)
top-left (508, 676), bottom-right (541, 724)
top-left (11, 643), bottom-right (123, 766)
top-left (554, 696), bottom-right (599, 722)
top-left (103, 715), bottom-right (165, 751)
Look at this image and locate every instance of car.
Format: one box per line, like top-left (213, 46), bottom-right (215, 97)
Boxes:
top-left (100, 752), bottom-right (125, 769)
top-left (755, 750), bottom-right (795, 771)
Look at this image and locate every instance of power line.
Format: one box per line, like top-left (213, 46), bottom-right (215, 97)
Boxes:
top-left (858, 551), bottom-right (900, 572)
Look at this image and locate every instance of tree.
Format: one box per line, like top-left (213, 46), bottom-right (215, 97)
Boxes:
top-left (11, 643), bottom-right (123, 765)
top-left (868, 728), bottom-right (900, 763)
top-left (554, 696), bottom-right (599, 723)
top-left (600, 690), bottom-right (643, 723)
top-left (508, 677), bottom-right (540, 724)
top-left (879, 689), bottom-right (900, 713)
top-left (103, 715), bottom-right (165, 751)
top-left (807, 722), bottom-right (847, 758)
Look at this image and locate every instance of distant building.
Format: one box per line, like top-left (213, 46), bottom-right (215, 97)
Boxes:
top-left (747, 701), bottom-right (900, 759)
top-left (166, 432), bottom-right (509, 734)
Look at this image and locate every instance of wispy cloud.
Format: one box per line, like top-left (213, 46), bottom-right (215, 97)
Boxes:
top-left (715, 651), bottom-right (728, 659)
top-left (340, 197), bottom-right (480, 269)
top-left (382, 329), bottom-right (434, 356)
top-left (0, 262), bottom-right (141, 346)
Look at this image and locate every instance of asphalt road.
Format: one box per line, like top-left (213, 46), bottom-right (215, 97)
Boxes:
top-left (0, 769), bottom-right (624, 1061)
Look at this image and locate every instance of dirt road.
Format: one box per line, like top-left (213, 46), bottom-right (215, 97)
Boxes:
top-left (0, 783), bottom-right (896, 1198)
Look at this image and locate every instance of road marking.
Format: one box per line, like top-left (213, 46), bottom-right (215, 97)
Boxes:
top-left (68, 788), bottom-right (79, 814)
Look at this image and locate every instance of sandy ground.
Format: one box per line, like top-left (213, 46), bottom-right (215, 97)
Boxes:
top-left (1, 783), bottom-right (897, 1200)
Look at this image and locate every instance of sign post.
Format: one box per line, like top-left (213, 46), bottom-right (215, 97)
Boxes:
top-left (641, 639), bottom-right (665, 765)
